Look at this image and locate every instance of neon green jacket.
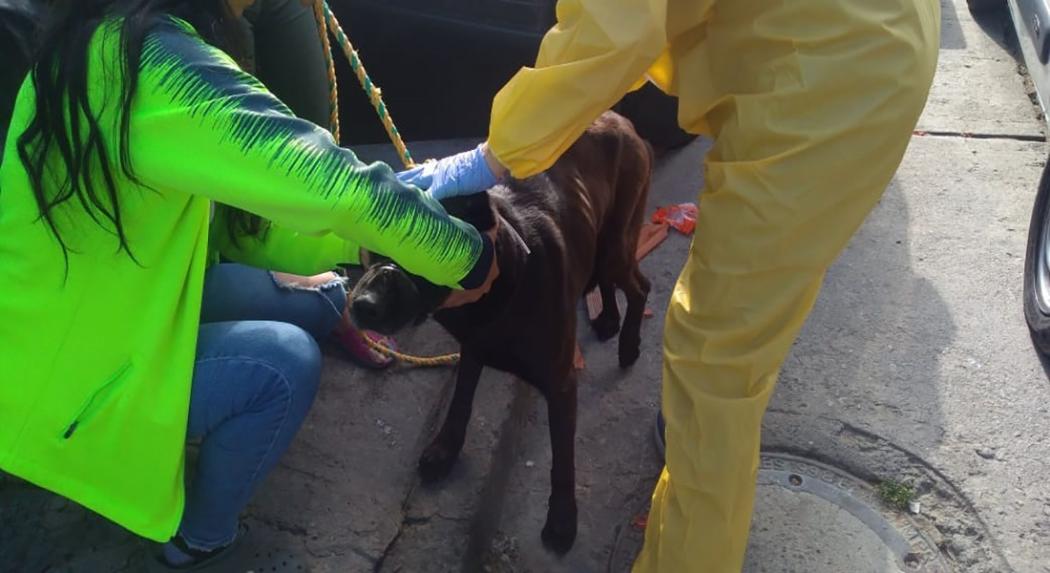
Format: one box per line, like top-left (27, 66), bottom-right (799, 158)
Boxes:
top-left (0, 17), bottom-right (490, 541)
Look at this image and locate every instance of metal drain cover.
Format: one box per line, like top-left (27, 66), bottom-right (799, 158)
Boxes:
top-left (608, 453), bottom-right (952, 573)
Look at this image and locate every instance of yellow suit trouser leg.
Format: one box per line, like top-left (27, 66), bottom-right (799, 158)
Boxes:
top-left (634, 0), bottom-right (941, 571)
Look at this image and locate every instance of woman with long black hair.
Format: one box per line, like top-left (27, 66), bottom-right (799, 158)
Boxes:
top-left (0, 0), bottom-right (497, 568)
top-left (0, 0), bottom-right (38, 145)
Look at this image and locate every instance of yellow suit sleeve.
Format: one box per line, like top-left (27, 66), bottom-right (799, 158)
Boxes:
top-left (488, 0), bottom-right (667, 178)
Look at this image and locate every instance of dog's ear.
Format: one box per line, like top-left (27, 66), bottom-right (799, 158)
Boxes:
top-left (408, 273), bottom-right (452, 319)
top-left (440, 191), bottom-right (497, 232)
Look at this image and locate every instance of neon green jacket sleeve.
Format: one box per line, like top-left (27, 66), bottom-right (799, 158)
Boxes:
top-left (130, 18), bottom-right (491, 288)
top-left (210, 207), bottom-right (360, 276)
top-left (488, 0), bottom-right (668, 178)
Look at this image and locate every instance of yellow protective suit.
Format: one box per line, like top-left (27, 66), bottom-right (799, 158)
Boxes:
top-left (488, 0), bottom-right (940, 571)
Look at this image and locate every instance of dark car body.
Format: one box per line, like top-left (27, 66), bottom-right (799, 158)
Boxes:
top-left (329, 0), bottom-right (692, 149)
top-left (330, 0), bottom-right (553, 144)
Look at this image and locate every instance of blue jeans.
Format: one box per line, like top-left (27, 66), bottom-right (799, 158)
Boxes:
top-left (179, 264), bottom-right (347, 549)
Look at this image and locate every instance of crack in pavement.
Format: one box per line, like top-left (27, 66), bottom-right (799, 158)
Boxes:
top-left (402, 514), bottom-right (431, 525)
top-left (250, 514), bottom-right (310, 537)
top-left (434, 512), bottom-right (472, 524)
top-left (369, 385), bottom-right (536, 573)
top-left (372, 526), bottom-right (403, 573)
top-left (371, 473), bottom-right (423, 572)
top-left (300, 541), bottom-right (379, 564)
top-left (914, 129), bottom-right (1045, 142)
top-left (276, 461), bottom-right (338, 485)
top-left (347, 544), bottom-right (380, 565)
top-left (369, 366), bottom-right (464, 572)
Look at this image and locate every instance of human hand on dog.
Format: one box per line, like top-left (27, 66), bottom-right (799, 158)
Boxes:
top-left (441, 225), bottom-right (500, 308)
top-left (397, 143), bottom-right (507, 201)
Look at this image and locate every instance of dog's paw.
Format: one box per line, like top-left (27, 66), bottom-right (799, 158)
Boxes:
top-left (618, 343), bottom-right (641, 368)
top-left (418, 441), bottom-right (459, 483)
top-left (591, 314), bottom-right (621, 341)
top-left (541, 500), bottom-right (578, 555)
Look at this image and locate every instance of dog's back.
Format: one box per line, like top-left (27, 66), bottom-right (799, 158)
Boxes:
top-left (553, 112), bottom-right (653, 296)
top-left (437, 111), bottom-right (653, 376)
top-left (492, 111), bottom-right (653, 298)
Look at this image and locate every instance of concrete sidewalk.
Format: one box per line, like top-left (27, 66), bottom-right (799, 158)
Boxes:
top-left (3, 0), bottom-right (1050, 571)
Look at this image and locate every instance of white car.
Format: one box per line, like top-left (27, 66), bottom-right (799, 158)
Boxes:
top-left (973, 0), bottom-right (1050, 352)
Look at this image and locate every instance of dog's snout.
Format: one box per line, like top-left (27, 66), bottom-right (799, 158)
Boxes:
top-left (351, 292), bottom-right (384, 327)
top-left (349, 263), bottom-right (435, 335)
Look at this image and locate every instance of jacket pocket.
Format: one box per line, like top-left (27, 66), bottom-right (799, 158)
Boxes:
top-left (61, 361), bottom-right (133, 439)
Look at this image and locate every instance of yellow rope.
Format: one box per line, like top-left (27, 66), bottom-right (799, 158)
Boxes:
top-left (321, 2), bottom-right (415, 169)
top-left (313, 1), bottom-right (457, 367)
top-left (363, 333), bottom-right (460, 367)
top-left (312, 0), bottom-right (340, 142)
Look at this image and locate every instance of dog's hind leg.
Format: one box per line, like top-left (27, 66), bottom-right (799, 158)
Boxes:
top-left (418, 350), bottom-right (483, 483)
top-left (541, 372), bottom-right (579, 554)
top-left (590, 275), bottom-right (621, 341)
top-left (615, 153), bottom-right (652, 368)
top-left (618, 267), bottom-right (650, 368)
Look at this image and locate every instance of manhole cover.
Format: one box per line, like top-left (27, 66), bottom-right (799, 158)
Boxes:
top-left (608, 453), bottom-right (952, 573)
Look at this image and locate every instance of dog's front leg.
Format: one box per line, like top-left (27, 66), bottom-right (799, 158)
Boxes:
top-left (418, 349), bottom-right (483, 483)
top-left (541, 373), bottom-right (578, 554)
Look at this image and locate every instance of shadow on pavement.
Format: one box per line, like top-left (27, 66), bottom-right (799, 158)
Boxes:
top-left (771, 179), bottom-right (954, 458)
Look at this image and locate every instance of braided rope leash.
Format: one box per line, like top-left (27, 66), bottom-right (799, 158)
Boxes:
top-left (311, 0), bottom-right (340, 142)
top-left (313, 1), bottom-right (457, 367)
top-left (362, 334), bottom-right (460, 367)
top-left (319, 1), bottom-right (414, 169)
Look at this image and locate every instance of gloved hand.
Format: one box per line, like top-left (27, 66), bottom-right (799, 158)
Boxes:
top-left (396, 143), bottom-right (501, 200)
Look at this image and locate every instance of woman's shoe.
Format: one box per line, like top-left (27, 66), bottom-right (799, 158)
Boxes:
top-left (154, 523), bottom-right (247, 571)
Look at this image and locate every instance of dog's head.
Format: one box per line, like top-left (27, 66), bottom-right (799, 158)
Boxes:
top-left (350, 192), bottom-right (497, 335)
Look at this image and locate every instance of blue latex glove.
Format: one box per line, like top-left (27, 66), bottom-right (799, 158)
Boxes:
top-left (396, 143), bottom-right (500, 200)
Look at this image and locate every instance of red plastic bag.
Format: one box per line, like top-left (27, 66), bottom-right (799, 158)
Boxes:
top-left (652, 203), bottom-right (698, 234)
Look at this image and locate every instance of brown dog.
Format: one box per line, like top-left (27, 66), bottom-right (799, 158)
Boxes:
top-left (350, 111), bottom-right (652, 554)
